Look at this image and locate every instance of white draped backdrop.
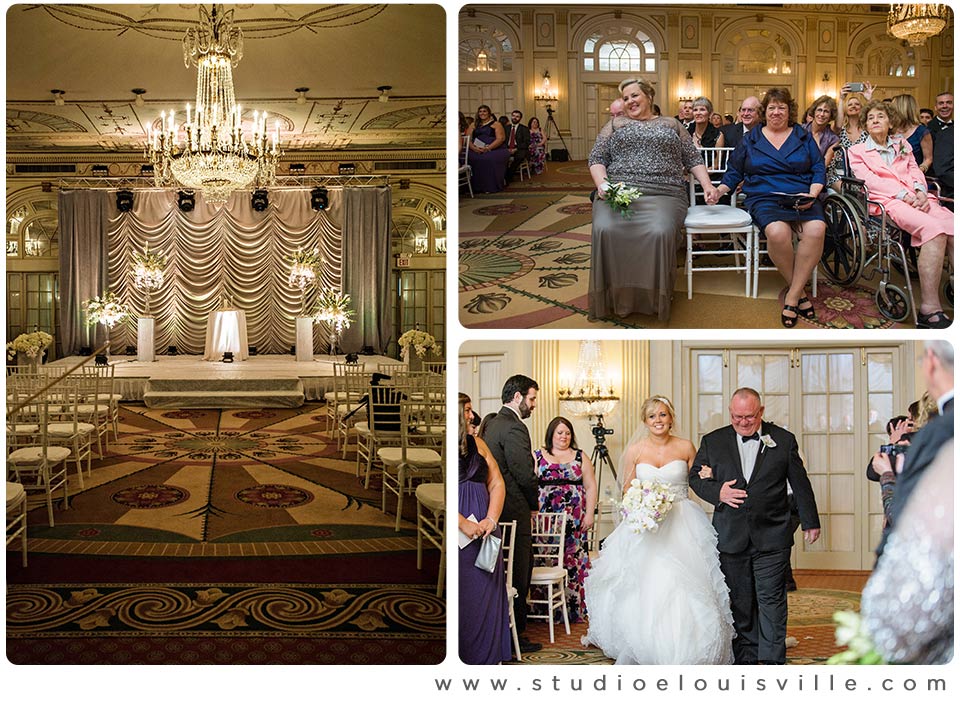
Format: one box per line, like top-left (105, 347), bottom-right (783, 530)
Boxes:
top-left (58, 187), bottom-right (393, 355)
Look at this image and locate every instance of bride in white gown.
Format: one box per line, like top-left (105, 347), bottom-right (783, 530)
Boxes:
top-left (582, 396), bottom-right (735, 664)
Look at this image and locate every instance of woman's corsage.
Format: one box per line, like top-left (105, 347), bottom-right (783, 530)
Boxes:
top-left (602, 181), bottom-right (643, 218)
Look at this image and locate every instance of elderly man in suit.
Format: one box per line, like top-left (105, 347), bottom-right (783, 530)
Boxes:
top-left (721, 96), bottom-right (762, 150)
top-left (480, 373), bottom-right (541, 652)
top-left (689, 388), bottom-right (820, 665)
top-left (930, 92), bottom-right (954, 209)
top-left (873, 340), bottom-right (953, 557)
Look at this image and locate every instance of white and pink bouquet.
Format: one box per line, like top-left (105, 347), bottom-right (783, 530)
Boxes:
top-left (620, 478), bottom-right (676, 533)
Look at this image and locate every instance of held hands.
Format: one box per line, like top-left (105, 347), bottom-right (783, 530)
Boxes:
top-left (698, 464), bottom-right (715, 480)
top-left (703, 185), bottom-right (721, 205)
top-left (719, 479), bottom-right (748, 509)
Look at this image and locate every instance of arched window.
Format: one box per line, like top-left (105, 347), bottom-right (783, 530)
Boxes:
top-left (459, 23), bottom-right (514, 73)
top-left (6, 196), bottom-right (58, 259)
top-left (724, 29), bottom-right (794, 75)
top-left (855, 38), bottom-right (916, 78)
top-left (392, 193), bottom-right (446, 256)
top-left (582, 25), bottom-right (657, 73)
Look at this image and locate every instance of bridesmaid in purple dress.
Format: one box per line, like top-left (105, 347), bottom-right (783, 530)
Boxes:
top-left (458, 395), bottom-right (511, 664)
top-left (533, 417), bottom-right (598, 622)
top-left (466, 105), bottom-right (511, 193)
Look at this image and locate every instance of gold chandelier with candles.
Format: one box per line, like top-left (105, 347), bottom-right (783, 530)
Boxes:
top-left (146, 5), bottom-right (279, 206)
top-left (887, 4), bottom-right (951, 46)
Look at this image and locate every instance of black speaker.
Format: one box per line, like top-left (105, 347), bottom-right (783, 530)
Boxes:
top-left (248, 346), bottom-right (258, 356)
top-left (550, 149), bottom-right (569, 162)
top-left (311, 187), bottom-right (328, 211)
top-left (345, 352), bottom-right (359, 364)
top-left (177, 191), bottom-right (195, 212)
top-left (251, 189), bottom-right (269, 212)
top-left (78, 346), bottom-right (92, 356)
top-left (167, 345), bottom-right (178, 355)
top-left (117, 190), bottom-right (134, 212)
top-left (124, 345), bottom-right (137, 356)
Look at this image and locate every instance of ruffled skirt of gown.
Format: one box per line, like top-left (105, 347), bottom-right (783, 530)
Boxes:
top-left (581, 499), bottom-right (735, 664)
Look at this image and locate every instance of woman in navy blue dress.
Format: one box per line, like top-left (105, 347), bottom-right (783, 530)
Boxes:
top-left (710, 88), bottom-right (826, 327)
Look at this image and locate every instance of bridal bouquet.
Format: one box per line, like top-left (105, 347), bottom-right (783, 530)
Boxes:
top-left (6, 331), bottom-right (53, 360)
top-left (602, 181), bottom-right (643, 218)
top-left (620, 478), bottom-right (676, 533)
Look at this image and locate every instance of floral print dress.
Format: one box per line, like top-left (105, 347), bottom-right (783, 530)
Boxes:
top-left (529, 130), bottom-right (547, 175)
top-left (535, 448), bottom-right (591, 621)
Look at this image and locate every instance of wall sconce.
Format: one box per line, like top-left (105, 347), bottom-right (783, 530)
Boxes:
top-left (678, 71), bottom-right (696, 102)
top-left (820, 72), bottom-right (832, 96)
top-left (534, 70), bottom-right (559, 102)
top-left (51, 89), bottom-right (66, 106)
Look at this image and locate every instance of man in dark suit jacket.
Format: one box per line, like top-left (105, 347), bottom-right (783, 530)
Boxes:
top-left (874, 341), bottom-right (954, 557)
top-left (930, 92), bottom-right (954, 209)
top-left (690, 388), bottom-right (820, 665)
top-left (480, 373), bottom-right (540, 652)
top-left (504, 110), bottom-right (531, 184)
top-left (720, 96), bottom-right (762, 150)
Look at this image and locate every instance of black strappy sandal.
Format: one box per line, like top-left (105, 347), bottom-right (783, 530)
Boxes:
top-left (797, 296), bottom-right (816, 320)
top-left (781, 304), bottom-right (799, 328)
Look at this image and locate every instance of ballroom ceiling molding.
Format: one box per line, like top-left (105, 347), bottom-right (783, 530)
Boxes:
top-left (6, 4), bottom-right (445, 160)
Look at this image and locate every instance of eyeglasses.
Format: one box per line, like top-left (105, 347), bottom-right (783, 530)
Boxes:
top-left (731, 413), bottom-right (760, 422)
top-left (739, 107), bottom-right (757, 113)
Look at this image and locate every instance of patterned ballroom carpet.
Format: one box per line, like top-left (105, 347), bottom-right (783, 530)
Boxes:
top-left (508, 571), bottom-right (869, 665)
top-left (459, 161), bottom-right (940, 330)
top-left (7, 404), bottom-right (445, 665)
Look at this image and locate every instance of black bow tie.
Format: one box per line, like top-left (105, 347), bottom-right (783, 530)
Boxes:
top-left (741, 432), bottom-right (760, 443)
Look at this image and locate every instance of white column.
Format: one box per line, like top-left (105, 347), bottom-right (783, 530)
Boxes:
top-left (137, 317), bottom-right (156, 363)
top-left (295, 317), bottom-right (314, 362)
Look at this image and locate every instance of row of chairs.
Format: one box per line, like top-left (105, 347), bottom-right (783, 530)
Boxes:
top-left (6, 361), bottom-right (121, 566)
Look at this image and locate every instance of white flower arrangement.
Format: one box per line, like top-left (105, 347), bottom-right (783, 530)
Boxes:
top-left (6, 331), bottom-right (53, 361)
top-left (132, 248), bottom-right (166, 292)
top-left (312, 287), bottom-right (354, 335)
top-left (603, 181), bottom-right (643, 218)
top-left (826, 611), bottom-right (884, 665)
top-left (620, 478), bottom-right (676, 534)
top-left (760, 434), bottom-right (777, 449)
top-left (83, 292), bottom-right (128, 328)
top-left (288, 248), bottom-right (324, 291)
top-left (398, 329), bottom-right (440, 359)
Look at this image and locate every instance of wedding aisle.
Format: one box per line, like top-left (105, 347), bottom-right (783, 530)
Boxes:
top-left (507, 570), bottom-right (869, 665)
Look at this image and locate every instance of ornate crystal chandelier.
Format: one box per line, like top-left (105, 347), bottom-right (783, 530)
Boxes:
top-left (146, 5), bottom-right (280, 206)
top-left (558, 340), bottom-right (620, 418)
top-left (887, 4), bottom-right (951, 46)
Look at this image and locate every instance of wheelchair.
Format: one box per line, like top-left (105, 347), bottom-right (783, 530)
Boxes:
top-left (819, 148), bottom-right (953, 325)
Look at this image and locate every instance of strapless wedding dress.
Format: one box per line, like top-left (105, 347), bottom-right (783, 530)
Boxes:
top-left (582, 459), bottom-right (735, 664)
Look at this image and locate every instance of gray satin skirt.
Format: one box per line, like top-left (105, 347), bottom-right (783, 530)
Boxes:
top-left (588, 184), bottom-right (688, 321)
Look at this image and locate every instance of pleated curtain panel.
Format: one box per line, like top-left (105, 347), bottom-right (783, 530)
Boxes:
top-left (58, 187), bottom-right (393, 356)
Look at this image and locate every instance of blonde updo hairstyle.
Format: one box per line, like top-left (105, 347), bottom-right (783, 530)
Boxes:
top-left (640, 395), bottom-right (676, 434)
top-left (618, 77), bottom-right (655, 103)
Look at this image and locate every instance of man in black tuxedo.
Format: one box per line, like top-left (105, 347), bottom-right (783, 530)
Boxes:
top-left (690, 388), bottom-right (820, 665)
top-left (504, 110), bottom-right (531, 184)
top-left (929, 92), bottom-right (953, 209)
top-left (874, 340), bottom-right (953, 556)
top-left (720, 96), bottom-right (762, 150)
top-left (480, 373), bottom-right (540, 652)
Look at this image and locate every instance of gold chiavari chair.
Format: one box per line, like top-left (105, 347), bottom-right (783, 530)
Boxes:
top-left (415, 481), bottom-right (444, 597)
top-left (355, 383), bottom-right (406, 488)
top-left (7, 481), bottom-right (28, 567)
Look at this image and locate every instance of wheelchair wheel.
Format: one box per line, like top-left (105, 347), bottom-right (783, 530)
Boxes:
top-left (820, 194), bottom-right (865, 286)
top-left (875, 283), bottom-right (911, 323)
top-left (943, 277), bottom-right (953, 305)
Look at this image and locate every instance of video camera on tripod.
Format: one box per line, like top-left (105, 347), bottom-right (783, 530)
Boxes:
top-left (592, 418), bottom-right (614, 442)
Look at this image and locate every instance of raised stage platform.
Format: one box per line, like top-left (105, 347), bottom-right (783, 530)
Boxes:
top-left (54, 353), bottom-right (400, 408)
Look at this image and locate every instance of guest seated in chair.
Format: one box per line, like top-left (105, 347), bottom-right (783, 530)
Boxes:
top-left (708, 87), bottom-right (826, 327)
top-left (847, 101), bottom-right (954, 329)
top-left (466, 105), bottom-right (511, 194)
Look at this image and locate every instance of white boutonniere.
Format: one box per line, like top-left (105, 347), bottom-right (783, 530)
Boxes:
top-left (760, 434), bottom-right (777, 450)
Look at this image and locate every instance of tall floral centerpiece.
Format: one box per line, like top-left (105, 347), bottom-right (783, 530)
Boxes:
top-left (132, 247), bottom-right (166, 316)
top-left (288, 247), bottom-right (324, 315)
top-left (313, 288), bottom-right (354, 354)
top-left (83, 292), bottom-right (128, 361)
top-left (7, 331), bottom-right (53, 371)
top-left (398, 328), bottom-right (440, 370)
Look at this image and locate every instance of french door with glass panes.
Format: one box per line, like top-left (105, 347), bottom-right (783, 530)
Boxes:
top-left (458, 353), bottom-right (504, 420)
top-left (687, 344), bottom-right (908, 571)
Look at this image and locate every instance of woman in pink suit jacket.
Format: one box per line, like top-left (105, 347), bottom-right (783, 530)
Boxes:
top-left (847, 100), bottom-right (953, 329)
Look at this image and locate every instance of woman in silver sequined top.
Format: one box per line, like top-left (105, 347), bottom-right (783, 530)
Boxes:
top-left (586, 77), bottom-right (719, 322)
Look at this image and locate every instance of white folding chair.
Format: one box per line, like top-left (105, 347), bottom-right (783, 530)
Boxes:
top-left (685, 147), bottom-right (753, 299)
top-left (753, 228), bottom-right (819, 298)
top-left (7, 481), bottom-right (28, 567)
top-left (499, 519), bottom-right (522, 661)
top-left (45, 380), bottom-right (96, 489)
top-left (527, 511), bottom-right (570, 644)
top-left (415, 481), bottom-right (445, 597)
top-left (459, 135), bottom-right (474, 197)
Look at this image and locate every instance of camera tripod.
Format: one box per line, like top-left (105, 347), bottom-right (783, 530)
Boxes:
top-left (544, 104), bottom-right (571, 159)
top-left (587, 414), bottom-right (617, 551)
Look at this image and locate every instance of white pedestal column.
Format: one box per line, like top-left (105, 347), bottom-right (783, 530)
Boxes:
top-left (137, 317), bottom-right (156, 362)
top-left (296, 317), bottom-right (315, 362)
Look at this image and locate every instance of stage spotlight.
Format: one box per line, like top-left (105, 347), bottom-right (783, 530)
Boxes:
top-left (124, 345), bottom-right (137, 356)
top-left (222, 351), bottom-right (234, 363)
top-left (289, 345), bottom-right (296, 355)
top-left (116, 190), bottom-right (134, 212)
top-left (177, 191), bottom-right (195, 212)
top-left (338, 163), bottom-right (355, 175)
top-left (94, 353), bottom-right (109, 367)
top-left (311, 187), bottom-right (328, 211)
top-left (251, 189), bottom-right (269, 212)
top-left (248, 346), bottom-right (258, 356)
top-left (345, 352), bottom-right (359, 364)
top-left (167, 345), bottom-right (178, 355)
